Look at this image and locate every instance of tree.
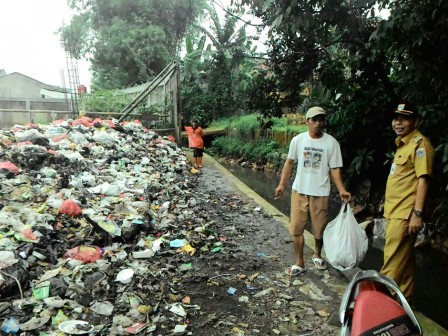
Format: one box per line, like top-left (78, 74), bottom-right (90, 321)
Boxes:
top-left (240, 0), bottom-right (448, 221)
top-left (181, 4), bottom-right (260, 124)
top-left (181, 33), bottom-right (214, 126)
top-left (59, 0), bottom-right (208, 90)
top-left (373, 0), bottom-right (448, 215)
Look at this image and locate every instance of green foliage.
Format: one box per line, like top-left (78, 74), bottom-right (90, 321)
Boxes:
top-left (61, 0), bottom-right (208, 89)
top-left (250, 140), bottom-right (282, 164)
top-left (138, 93), bottom-right (173, 115)
top-left (90, 22), bottom-right (171, 89)
top-left (211, 114), bottom-right (262, 139)
top-left (231, 114), bottom-right (260, 137)
top-left (434, 135), bottom-right (448, 194)
top-left (181, 5), bottom-right (260, 124)
top-left (239, 0), bottom-right (394, 171)
top-left (211, 137), bottom-right (281, 165)
top-left (265, 150), bottom-right (288, 172)
top-left (181, 84), bottom-right (214, 128)
top-left (209, 113), bottom-right (307, 135)
top-left (208, 113), bottom-right (303, 171)
top-left (349, 148), bottom-right (375, 176)
top-left (208, 118), bottom-right (230, 130)
top-left (270, 118), bottom-right (308, 135)
top-left (82, 90), bottom-right (132, 112)
top-left (246, 67), bottom-right (291, 118)
top-left (238, 0), bottom-right (448, 226)
top-left (211, 137), bottom-right (240, 158)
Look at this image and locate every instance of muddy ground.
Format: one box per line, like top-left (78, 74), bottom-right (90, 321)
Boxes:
top-left (0, 121), bottom-right (351, 336)
top-left (176, 161), bottom-right (349, 335)
top-left (1, 121), bottom-right (446, 336)
top-left (178, 154), bottom-right (448, 336)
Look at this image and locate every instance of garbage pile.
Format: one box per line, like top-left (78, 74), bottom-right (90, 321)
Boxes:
top-left (0, 117), bottom-right (216, 334)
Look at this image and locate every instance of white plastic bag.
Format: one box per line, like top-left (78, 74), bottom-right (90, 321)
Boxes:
top-left (373, 218), bottom-right (387, 239)
top-left (323, 204), bottom-right (368, 271)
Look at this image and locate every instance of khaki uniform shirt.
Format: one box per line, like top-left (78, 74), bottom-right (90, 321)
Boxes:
top-left (384, 129), bottom-right (434, 220)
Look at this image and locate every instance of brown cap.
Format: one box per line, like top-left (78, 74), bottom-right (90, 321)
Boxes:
top-left (306, 106), bottom-right (325, 119)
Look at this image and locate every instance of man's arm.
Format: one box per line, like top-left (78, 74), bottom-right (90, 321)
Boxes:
top-left (275, 159), bottom-right (294, 198)
top-left (409, 175), bottom-right (430, 234)
top-left (330, 167), bottom-right (351, 202)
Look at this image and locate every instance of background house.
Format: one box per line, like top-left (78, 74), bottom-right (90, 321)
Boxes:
top-left (0, 71), bottom-right (73, 128)
top-left (0, 71), bottom-right (70, 110)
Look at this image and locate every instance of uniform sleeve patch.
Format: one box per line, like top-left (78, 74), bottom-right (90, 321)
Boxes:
top-left (416, 148), bottom-right (425, 158)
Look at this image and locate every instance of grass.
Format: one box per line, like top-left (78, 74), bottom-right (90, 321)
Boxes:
top-left (207, 113), bottom-right (308, 171)
top-left (209, 113), bottom-right (308, 134)
top-left (271, 118), bottom-right (308, 134)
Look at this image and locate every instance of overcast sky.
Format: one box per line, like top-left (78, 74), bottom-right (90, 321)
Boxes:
top-left (0, 0), bottom-right (264, 91)
top-left (0, 0), bottom-right (92, 88)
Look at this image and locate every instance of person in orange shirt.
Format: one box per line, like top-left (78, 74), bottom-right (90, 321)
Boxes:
top-left (184, 119), bottom-right (204, 168)
top-left (381, 102), bottom-right (434, 299)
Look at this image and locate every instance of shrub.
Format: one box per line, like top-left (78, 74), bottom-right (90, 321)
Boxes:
top-left (82, 90), bottom-right (131, 113)
top-left (211, 136), bottom-right (283, 168)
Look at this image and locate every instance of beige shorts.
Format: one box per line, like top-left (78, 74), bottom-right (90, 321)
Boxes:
top-left (290, 190), bottom-right (329, 238)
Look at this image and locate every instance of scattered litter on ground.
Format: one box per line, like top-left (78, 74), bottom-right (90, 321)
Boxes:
top-left (0, 117), bottom-right (345, 335)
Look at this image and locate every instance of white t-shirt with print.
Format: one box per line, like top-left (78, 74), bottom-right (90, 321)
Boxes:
top-left (288, 132), bottom-right (343, 196)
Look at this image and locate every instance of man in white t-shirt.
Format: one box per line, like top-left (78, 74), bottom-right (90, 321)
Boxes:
top-left (275, 106), bottom-right (351, 276)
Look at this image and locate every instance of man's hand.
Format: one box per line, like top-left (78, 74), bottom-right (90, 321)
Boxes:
top-left (409, 213), bottom-right (423, 234)
top-left (340, 190), bottom-right (351, 203)
top-left (275, 185), bottom-right (285, 199)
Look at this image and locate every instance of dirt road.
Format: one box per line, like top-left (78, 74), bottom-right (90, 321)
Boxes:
top-left (183, 153), bottom-right (349, 335)
top-left (189, 152), bottom-right (448, 336)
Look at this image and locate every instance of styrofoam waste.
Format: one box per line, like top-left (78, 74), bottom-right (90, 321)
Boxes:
top-left (132, 249), bottom-right (154, 259)
top-left (116, 268), bottom-right (135, 284)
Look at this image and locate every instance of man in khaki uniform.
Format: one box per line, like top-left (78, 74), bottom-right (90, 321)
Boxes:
top-left (381, 103), bottom-right (434, 299)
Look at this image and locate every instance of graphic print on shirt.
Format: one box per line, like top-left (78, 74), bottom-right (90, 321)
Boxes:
top-left (303, 147), bottom-right (323, 173)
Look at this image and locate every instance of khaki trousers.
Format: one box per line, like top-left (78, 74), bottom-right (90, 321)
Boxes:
top-left (381, 218), bottom-right (416, 299)
top-left (290, 191), bottom-right (328, 238)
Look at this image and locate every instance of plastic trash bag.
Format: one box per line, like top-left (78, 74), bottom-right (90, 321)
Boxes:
top-left (45, 126), bottom-right (67, 138)
top-left (59, 199), bottom-right (82, 217)
top-left (64, 246), bottom-right (102, 263)
top-left (0, 162), bottom-right (20, 175)
top-left (69, 176), bottom-right (83, 188)
top-left (373, 218), bottom-right (387, 239)
top-left (88, 183), bottom-right (121, 196)
top-left (415, 222), bottom-right (431, 248)
top-left (40, 167), bottom-right (57, 178)
top-left (323, 204), bottom-right (368, 271)
top-left (1, 317), bottom-right (20, 334)
top-left (69, 132), bottom-right (89, 144)
top-left (92, 131), bottom-right (117, 145)
top-left (46, 193), bottom-right (64, 209)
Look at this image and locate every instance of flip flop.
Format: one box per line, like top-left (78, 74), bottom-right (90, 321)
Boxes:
top-left (285, 265), bottom-right (306, 276)
top-left (312, 257), bottom-right (328, 270)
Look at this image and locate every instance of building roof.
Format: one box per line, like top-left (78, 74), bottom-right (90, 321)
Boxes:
top-left (0, 71), bottom-right (67, 92)
top-left (0, 69), bottom-right (6, 77)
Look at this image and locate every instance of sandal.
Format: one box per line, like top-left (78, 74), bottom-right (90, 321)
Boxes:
top-left (312, 257), bottom-right (328, 270)
top-left (285, 265), bottom-right (306, 276)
